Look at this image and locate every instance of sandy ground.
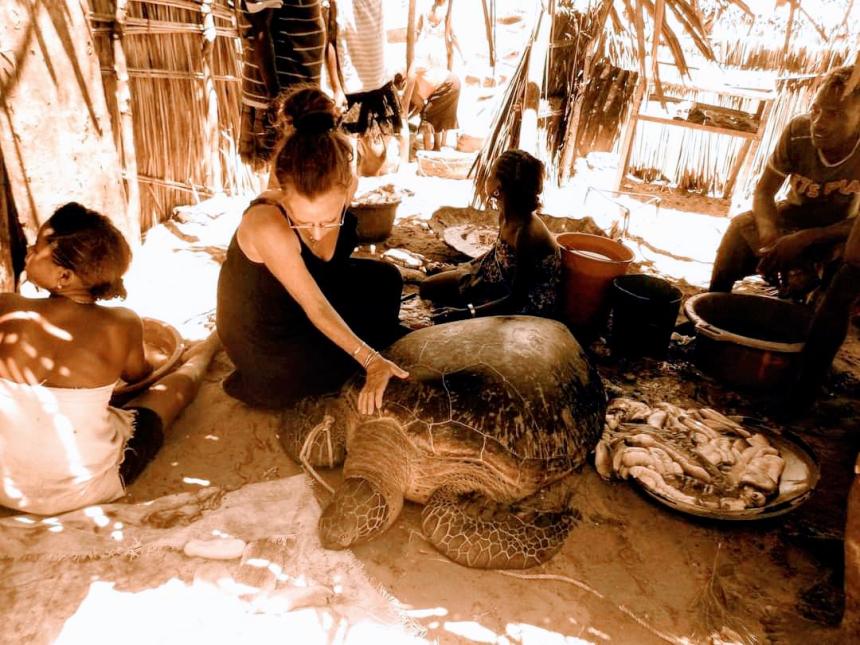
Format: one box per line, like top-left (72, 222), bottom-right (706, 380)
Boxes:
top-left (47, 162), bottom-right (848, 645)
top-left (6, 3), bottom-right (859, 642)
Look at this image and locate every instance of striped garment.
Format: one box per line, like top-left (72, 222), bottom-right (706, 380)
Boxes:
top-left (334, 0), bottom-right (387, 94)
top-left (238, 0), bottom-right (325, 164)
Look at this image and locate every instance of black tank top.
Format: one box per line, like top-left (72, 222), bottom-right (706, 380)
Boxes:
top-left (216, 197), bottom-right (359, 348)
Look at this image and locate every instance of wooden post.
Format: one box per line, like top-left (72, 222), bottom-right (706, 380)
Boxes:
top-left (0, 0), bottom-right (128, 238)
top-left (613, 78), bottom-right (645, 190)
top-left (779, 0), bottom-right (796, 74)
top-left (0, 158), bottom-right (14, 292)
top-left (480, 0), bottom-right (495, 68)
top-left (558, 0), bottom-right (613, 184)
top-left (112, 0), bottom-right (141, 244)
top-left (445, 0), bottom-right (455, 72)
top-left (407, 0), bottom-right (416, 74)
top-left (201, 0), bottom-right (223, 194)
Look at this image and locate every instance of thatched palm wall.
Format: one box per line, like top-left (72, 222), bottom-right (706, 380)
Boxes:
top-left (88, 0), bottom-right (257, 231)
top-left (622, 0), bottom-right (857, 199)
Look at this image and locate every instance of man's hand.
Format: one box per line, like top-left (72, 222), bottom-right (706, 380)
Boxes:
top-left (756, 222), bottom-right (781, 251)
top-left (333, 89), bottom-right (347, 113)
top-left (757, 230), bottom-right (815, 276)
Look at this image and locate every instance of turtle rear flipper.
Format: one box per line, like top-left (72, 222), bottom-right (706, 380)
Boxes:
top-left (421, 488), bottom-right (579, 569)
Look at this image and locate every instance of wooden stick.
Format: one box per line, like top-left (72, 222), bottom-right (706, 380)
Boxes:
top-left (480, 0), bottom-right (495, 68)
top-left (406, 0), bottom-right (416, 77)
top-left (200, 0), bottom-right (223, 193)
top-left (0, 158), bottom-right (15, 292)
top-left (112, 0), bottom-right (142, 245)
top-left (559, 0), bottom-right (614, 184)
top-left (779, 0), bottom-right (797, 74)
top-left (499, 571), bottom-right (684, 644)
top-left (99, 67), bottom-right (239, 82)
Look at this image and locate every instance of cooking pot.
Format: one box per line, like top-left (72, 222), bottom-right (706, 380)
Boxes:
top-left (684, 292), bottom-right (813, 390)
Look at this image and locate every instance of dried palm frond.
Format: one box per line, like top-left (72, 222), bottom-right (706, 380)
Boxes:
top-left (469, 9), bottom-right (540, 207)
top-left (690, 544), bottom-right (758, 644)
top-left (471, 0), bottom-right (757, 195)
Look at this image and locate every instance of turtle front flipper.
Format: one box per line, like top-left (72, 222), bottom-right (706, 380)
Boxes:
top-left (421, 488), bottom-right (579, 569)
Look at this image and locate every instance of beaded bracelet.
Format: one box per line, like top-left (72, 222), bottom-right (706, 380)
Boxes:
top-left (467, 303), bottom-right (477, 318)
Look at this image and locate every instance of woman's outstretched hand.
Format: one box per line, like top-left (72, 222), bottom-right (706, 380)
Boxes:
top-left (358, 354), bottom-right (409, 415)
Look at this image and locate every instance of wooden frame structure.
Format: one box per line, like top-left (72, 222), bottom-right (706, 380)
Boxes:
top-left (615, 77), bottom-right (775, 200)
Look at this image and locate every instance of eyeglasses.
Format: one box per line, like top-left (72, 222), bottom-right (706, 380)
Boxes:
top-left (287, 203), bottom-right (347, 232)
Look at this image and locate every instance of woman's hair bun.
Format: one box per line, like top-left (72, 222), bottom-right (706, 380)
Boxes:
top-left (293, 110), bottom-right (337, 134)
top-left (278, 84), bottom-right (338, 135)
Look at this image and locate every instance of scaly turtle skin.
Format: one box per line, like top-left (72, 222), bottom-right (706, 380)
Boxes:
top-left (281, 315), bottom-right (605, 569)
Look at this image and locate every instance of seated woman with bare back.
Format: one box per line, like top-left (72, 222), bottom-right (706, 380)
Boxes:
top-left (0, 203), bottom-right (220, 515)
top-left (216, 85), bottom-right (409, 413)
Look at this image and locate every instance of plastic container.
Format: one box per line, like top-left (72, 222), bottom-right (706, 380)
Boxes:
top-left (557, 232), bottom-right (634, 333)
top-left (684, 292), bottom-right (813, 390)
top-left (352, 199), bottom-right (401, 243)
top-left (610, 274), bottom-right (682, 358)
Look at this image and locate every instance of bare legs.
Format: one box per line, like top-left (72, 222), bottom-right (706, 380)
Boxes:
top-left (789, 263), bottom-right (860, 407)
top-left (709, 211), bottom-right (761, 292)
top-left (126, 331), bottom-right (221, 430)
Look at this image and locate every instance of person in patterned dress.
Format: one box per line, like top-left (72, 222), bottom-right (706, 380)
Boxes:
top-left (420, 150), bottom-right (562, 322)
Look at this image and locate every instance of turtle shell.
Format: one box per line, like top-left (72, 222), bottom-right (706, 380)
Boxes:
top-left (346, 316), bottom-right (605, 465)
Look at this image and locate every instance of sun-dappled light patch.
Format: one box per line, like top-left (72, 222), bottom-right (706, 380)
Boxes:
top-left (404, 606), bottom-right (449, 619)
top-left (442, 620), bottom-right (499, 643)
top-left (181, 476), bottom-right (210, 486)
top-left (83, 506), bottom-right (110, 528)
top-left (508, 621), bottom-right (599, 644)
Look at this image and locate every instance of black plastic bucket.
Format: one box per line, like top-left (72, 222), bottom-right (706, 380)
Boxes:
top-left (610, 274), bottom-right (682, 357)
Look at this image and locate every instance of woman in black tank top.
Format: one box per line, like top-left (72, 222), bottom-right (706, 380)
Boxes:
top-left (216, 86), bottom-right (408, 412)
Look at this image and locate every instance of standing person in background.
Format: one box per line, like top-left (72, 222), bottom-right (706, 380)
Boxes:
top-left (398, 56), bottom-right (460, 152)
top-left (415, 0), bottom-right (462, 72)
top-left (238, 0), bottom-right (327, 166)
top-left (325, 0), bottom-right (404, 176)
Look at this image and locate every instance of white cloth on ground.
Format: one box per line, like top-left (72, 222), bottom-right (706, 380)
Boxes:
top-left (0, 477), bottom-right (425, 644)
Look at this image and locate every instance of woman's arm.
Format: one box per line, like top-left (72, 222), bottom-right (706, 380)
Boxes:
top-left (243, 208), bottom-right (407, 412)
top-left (325, 42), bottom-right (346, 110)
top-left (759, 217), bottom-right (855, 275)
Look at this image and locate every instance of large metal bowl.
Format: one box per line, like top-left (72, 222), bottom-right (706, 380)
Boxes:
top-left (684, 292), bottom-right (813, 390)
top-left (112, 318), bottom-right (184, 400)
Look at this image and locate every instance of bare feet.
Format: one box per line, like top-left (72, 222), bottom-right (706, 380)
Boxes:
top-left (180, 331), bottom-right (222, 365)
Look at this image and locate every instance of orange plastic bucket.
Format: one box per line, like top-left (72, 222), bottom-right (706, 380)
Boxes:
top-left (557, 233), bottom-right (634, 332)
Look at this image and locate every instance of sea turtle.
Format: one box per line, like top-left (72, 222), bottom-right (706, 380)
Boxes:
top-left (280, 315), bottom-right (605, 569)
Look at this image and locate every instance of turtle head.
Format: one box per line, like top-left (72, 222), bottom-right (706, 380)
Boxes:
top-left (319, 477), bottom-right (403, 549)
